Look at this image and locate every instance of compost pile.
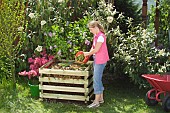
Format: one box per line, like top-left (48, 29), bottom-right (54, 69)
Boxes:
top-left (50, 62), bottom-right (88, 71)
top-left (46, 62), bottom-right (89, 80)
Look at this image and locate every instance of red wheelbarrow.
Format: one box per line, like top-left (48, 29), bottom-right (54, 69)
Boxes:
top-left (142, 74), bottom-right (170, 112)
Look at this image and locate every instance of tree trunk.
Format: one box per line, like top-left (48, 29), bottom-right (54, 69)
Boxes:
top-left (142, 0), bottom-right (148, 28)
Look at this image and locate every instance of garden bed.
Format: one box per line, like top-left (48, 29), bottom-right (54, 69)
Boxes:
top-left (39, 59), bottom-right (93, 103)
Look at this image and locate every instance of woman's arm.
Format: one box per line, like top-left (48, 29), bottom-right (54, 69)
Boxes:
top-left (84, 42), bottom-right (102, 56)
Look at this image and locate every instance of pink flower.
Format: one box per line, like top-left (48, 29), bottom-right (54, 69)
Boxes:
top-left (27, 70), bottom-right (38, 79)
top-left (28, 58), bottom-right (34, 63)
top-left (19, 47), bottom-right (55, 80)
top-left (40, 48), bottom-right (47, 57)
top-left (29, 70), bottom-right (38, 76)
top-left (18, 70), bottom-right (28, 76)
top-left (41, 58), bottom-right (48, 65)
top-left (30, 64), bottom-right (38, 70)
top-left (48, 55), bottom-right (54, 61)
top-left (34, 57), bottom-right (42, 66)
top-left (85, 39), bottom-right (90, 45)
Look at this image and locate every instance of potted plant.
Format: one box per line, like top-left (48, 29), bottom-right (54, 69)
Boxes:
top-left (19, 45), bottom-right (54, 97)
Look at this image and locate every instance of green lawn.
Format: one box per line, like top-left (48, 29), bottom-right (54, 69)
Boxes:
top-left (0, 74), bottom-right (167, 113)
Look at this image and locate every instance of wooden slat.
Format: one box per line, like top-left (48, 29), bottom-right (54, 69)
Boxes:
top-left (39, 77), bottom-right (86, 84)
top-left (40, 59), bottom-right (54, 68)
top-left (88, 76), bottom-right (93, 86)
top-left (89, 91), bottom-right (94, 99)
top-left (88, 84), bottom-right (93, 93)
top-left (39, 68), bottom-right (89, 76)
top-left (39, 85), bottom-right (88, 93)
top-left (40, 93), bottom-right (89, 101)
top-left (85, 61), bottom-right (93, 71)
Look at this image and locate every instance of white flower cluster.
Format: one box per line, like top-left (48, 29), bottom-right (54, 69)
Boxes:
top-left (58, 0), bottom-right (63, 3)
top-left (35, 45), bottom-right (43, 52)
top-left (41, 20), bottom-right (47, 26)
top-left (28, 13), bottom-right (35, 19)
top-left (107, 16), bottom-right (113, 23)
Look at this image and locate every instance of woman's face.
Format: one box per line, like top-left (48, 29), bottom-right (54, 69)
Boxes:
top-left (89, 26), bottom-right (97, 34)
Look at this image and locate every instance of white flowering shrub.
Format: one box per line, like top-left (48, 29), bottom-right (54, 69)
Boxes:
top-left (115, 24), bottom-right (170, 87)
top-left (84, 0), bottom-right (170, 87)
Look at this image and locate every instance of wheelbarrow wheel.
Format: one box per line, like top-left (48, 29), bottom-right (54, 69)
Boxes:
top-left (145, 90), bottom-right (158, 106)
top-left (162, 94), bottom-right (170, 112)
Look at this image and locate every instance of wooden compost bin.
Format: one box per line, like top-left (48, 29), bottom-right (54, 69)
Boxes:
top-left (39, 59), bottom-right (93, 103)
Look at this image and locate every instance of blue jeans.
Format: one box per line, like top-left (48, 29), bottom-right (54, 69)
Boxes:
top-left (93, 61), bottom-right (106, 94)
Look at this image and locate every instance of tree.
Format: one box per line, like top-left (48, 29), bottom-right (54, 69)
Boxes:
top-left (114, 0), bottom-right (141, 32)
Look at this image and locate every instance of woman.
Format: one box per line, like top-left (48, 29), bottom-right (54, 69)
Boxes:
top-left (84, 20), bottom-right (109, 108)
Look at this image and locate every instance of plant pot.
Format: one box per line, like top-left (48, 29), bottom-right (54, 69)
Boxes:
top-left (28, 83), bottom-right (39, 98)
top-left (75, 51), bottom-right (89, 64)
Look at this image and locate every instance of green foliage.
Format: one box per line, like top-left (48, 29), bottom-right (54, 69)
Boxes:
top-left (5, 0), bottom-right (169, 88)
top-left (148, 0), bottom-right (170, 48)
top-left (83, 0), bottom-right (170, 87)
top-left (24, 0), bottom-right (97, 60)
top-left (159, 0), bottom-right (170, 31)
top-left (158, 0), bottom-right (170, 48)
top-left (115, 24), bottom-right (170, 87)
top-left (114, 0), bottom-right (142, 32)
top-left (114, 0), bottom-right (141, 20)
top-left (44, 17), bottom-right (92, 60)
top-left (0, 0), bottom-right (26, 89)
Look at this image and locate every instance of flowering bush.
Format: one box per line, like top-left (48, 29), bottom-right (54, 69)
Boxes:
top-left (18, 46), bottom-right (54, 84)
top-left (42, 16), bottom-right (92, 60)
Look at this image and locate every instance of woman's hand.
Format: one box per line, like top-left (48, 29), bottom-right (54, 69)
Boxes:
top-left (83, 52), bottom-right (90, 57)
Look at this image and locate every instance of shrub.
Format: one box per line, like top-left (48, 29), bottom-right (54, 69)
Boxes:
top-left (0, 0), bottom-right (26, 89)
top-left (115, 24), bottom-right (170, 87)
top-left (85, 0), bottom-right (170, 87)
top-left (44, 17), bottom-right (92, 60)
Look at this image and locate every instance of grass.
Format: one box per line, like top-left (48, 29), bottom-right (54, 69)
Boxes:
top-left (0, 74), bottom-right (167, 113)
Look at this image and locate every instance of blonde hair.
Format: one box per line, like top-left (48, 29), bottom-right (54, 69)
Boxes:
top-left (87, 20), bottom-right (105, 33)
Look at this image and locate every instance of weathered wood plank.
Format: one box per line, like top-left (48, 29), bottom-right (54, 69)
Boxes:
top-left (39, 68), bottom-right (89, 76)
top-left (39, 74), bottom-right (93, 84)
top-left (88, 85), bottom-right (93, 93)
top-left (40, 93), bottom-right (89, 101)
top-left (89, 77), bottom-right (93, 84)
top-left (85, 61), bottom-right (93, 70)
top-left (39, 77), bottom-right (86, 84)
top-left (40, 59), bottom-right (54, 68)
top-left (39, 85), bottom-right (88, 93)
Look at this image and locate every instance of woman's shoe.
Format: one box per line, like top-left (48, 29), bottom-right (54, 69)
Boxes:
top-left (87, 102), bottom-right (100, 108)
top-left (99, 100), bottom-right (104, 103)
